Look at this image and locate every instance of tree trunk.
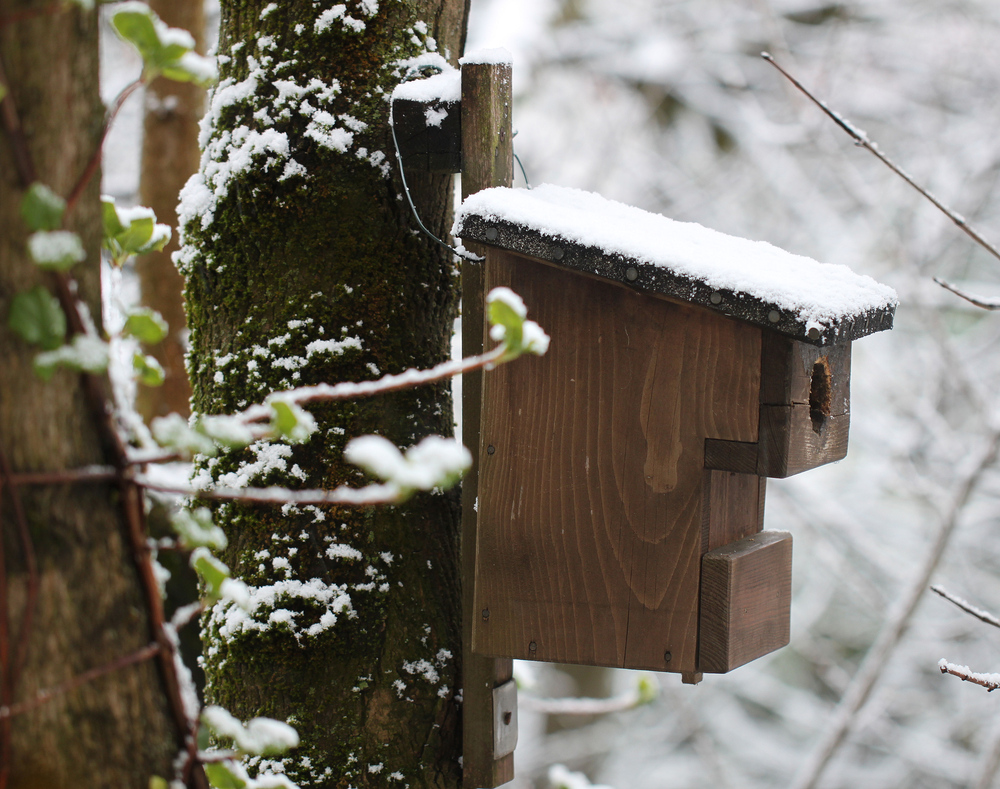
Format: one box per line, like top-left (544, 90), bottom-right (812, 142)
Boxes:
top-left (0, 4), bottom-right (177, 787)
top-left (180, 1), bottom-right (469, 786)
top-left (134, 0), bottom-right (206, 423)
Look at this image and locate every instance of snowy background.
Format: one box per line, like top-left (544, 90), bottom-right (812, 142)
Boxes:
top-left (101, 1), bottom-right (1000, 787)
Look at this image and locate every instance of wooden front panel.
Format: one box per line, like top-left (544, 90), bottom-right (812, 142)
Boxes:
top-left (474, 251), bottom-right (761, 672)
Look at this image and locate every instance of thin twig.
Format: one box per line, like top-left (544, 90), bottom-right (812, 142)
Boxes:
top-left (932, 278), bottom-right (1000, 311)
top-left (939, 660), bottom-right (1000, 692)
top-left (0, 446), bottom-right (39, 708)
top-left (0, 3), bottom-right (64, 29)
top-left (0, 643), bottom-right (161, 719)
top-left (930, 585), bottom-right (1000, 629)
top-left (0, 55), bottom-right (36, 186)
top-left (136, 478), bottom-right (409, 508)
top-left (762, 53), bottom-right (1000, 268)
top-left (790, 431), bottom-right (1000, 789)
top-left (519, 689), bottom-right (644, 716)
top-left (65, 78), bottom-right (144, 215)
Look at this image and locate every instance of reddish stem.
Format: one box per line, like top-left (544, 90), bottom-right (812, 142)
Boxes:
top-left (65, 78), bottom-right (145, 216)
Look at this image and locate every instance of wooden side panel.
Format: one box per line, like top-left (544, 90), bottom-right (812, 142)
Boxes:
top-left (710, 335), bottom-right (853, 478)
top-left (699, 531), bottom-right (792, 674)
top-left (474, 250), bottom-right (761, 673)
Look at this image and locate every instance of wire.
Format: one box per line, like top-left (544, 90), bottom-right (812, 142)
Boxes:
top-left (389, 100), bottom-right (483, 263)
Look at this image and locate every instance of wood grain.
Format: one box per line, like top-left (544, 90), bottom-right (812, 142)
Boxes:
top-left (699, 531), bottom-right (792, 674)
top-left (392, 97), bottom-right (462, 173)
top-left (460, 61), bottom-right (515, 789)
top-left (474, 251), bottom-right (761, 673)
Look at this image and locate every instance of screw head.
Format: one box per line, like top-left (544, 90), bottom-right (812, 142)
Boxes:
top-left (710, 291), bottom-right (722, 305)
top-left (768, 310), bottom-right (781, 323)
top-left (482, 608), bottom-right (490, 620)
top-left (625, 267), bottom-right (639, 282)
top-left (552, 248), bottom-right (565, 261)
top-left (528, 640), bottom-right (537, 651)
top-left (486, 444), bottom-right (495, 455)
top-left (664, 651), bottom-right (672, 663)
top-left (485, 226), bottom-right (499, 241)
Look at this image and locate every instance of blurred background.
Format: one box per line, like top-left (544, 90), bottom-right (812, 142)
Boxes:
top-left (102, 1), bottom-right (1000, 787)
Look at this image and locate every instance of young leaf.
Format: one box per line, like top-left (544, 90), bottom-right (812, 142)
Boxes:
top-left (27, 231), bottom-right (86, 271)
top-left (202, 705), bottom-right (300, 757)
top-left (21, 183), bottom-right (66, 232)
top-left (8, 286), bottom-right (66, 351)
top-left (112, 4), bottom-right (217, 87)
top-left (199, 415), bottom-right (254, 449)
top-left (123, 307), bottom-right (168, 344)
top-left (486, 287), bottom-right (550, 360)
top-left (203, 762), bottom-right (247, 789)
top-left (150, 413), bottom-right (218, 458)
top-left (191, 547), bottom-right (230, 601)
top-left (170, 507), bottom-right (227, 550)
top-left (267, 397), bottom-right (317, 443)
top-left (34, 335), bottom-right (110, 381)
top-left (101, 196), bottom-right (171, 266)
top-left (133, 351), bottom-right (165, 387)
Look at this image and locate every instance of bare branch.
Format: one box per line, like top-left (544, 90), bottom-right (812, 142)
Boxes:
top-left (790, 431), bottom-right (1000, 789)
top-left (519, 689), bottom-right (644, 716)
top-left (932, 278), bottom-right (1000, 311)
top-left (0, 643), bottom-right (161, 719)
top-left (762, 53), bottom-right (1000, 275)
top-left (939, 660), bottom-right (1000, 692)
top-left (930, 585), bottom-right (1000, 629)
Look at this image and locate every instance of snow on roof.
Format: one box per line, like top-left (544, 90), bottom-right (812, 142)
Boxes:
top-left (454, 184), bottom-right (897, 344)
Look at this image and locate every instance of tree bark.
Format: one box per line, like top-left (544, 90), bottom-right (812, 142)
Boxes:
top-left (134, 0), bottom-right (206, 422)
top-left (181, 1), bottom-right (469, 786)
top-left (0, 3), bottom-right (177, 787)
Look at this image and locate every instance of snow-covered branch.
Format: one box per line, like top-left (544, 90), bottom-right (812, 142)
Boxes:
top-left (938, 660), bottom-right (1000, 692)
top-left (930, 585), bottom-right (1000, 629)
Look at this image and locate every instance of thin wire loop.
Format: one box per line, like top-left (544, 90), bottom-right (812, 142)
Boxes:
top-left (389, 100), bottom-right (483, 263)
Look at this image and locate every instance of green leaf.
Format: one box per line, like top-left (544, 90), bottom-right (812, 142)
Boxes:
top-left (268, 398), bottom-right (317, 443)
top-left (112, 6), bottom-right (217, 87)
top-left (203, 762), bottom-right (247, 789)
top-left (191, 547), bottom-right (230, 601)
top-left (27, 231), bottom-right (86, 271)
top-left (21, 183), bottom-right (66, 231)
top-left (123, 307), bottom-right (168, 344)
top-left (33, 335), bottom-right (109, 381)
top-left (148, 777), bottom-right (169, 789)
top-left (486, 287), bottom-right (549, 360)
top-left (150, 413), bottom-right (218, 458)
top-left (133, 351), bottom-right (165, 387)
top-left (101, 196), bottom-right (171, 265)
top-left (170, 507), bottom-right (227, 550)
top-left (8, 287), bottom-right (66, 351)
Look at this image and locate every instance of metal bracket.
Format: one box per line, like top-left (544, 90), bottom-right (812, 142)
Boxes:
top-left (492, 679), bottom-right (518, 759)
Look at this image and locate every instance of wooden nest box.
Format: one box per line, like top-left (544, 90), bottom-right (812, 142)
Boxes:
top-left (454, 184), bottom-right (897, 680)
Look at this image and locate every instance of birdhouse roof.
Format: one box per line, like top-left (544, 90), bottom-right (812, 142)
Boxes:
top-left (454, 184), bottom-right (897, 345)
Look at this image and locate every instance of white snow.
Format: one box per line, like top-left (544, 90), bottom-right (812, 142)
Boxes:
top-left (455, 184), bottom-right (898, 330)
top-left (391, 54), bottom-right (460, 103)
top-left (202, 705), bottom-right (300, 755)
top-left (459, 47), bottom-right (513, 66)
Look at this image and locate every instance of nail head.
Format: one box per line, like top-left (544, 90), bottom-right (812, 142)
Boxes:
top-left (709, 292), bottom-right (722, 305)
top-left (486, 444), bottom-right (495, 455)
top-left (768, 310), bottom-right (781, 323)
top-left (485, 227), bottom-right (499, 241)
top-left (625, 267), bottom-right (638, 282)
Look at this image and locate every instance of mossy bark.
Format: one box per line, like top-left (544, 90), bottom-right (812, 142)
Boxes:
top-left (0, 3), bottom-right (177, 786)
top-left (181, 1), bottom-right (469, 786)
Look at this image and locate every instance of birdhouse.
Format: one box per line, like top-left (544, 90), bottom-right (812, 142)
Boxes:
top-left (453, 184), bottom-right (897, 681)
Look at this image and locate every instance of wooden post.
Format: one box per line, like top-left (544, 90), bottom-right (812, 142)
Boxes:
top-left (461, 58), bottom-right (514, 789)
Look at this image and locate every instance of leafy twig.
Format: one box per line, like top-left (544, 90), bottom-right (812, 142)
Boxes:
top-left (930, 585), bottom-right (1000, 629)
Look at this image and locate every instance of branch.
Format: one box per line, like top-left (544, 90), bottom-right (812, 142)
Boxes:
top-left (939, 660), bottom-right (1000, 692)
top-left (762, 53), bottom-right (1000, 276)
top-left (790, 431), bottom-right (1000, 789)
top-left (0, 643), bottom-right (161, 719)
top-left (135, 477), bottom-right (410, 508)
top-left (931, 585), bottom-right (1000, 629)
top-left (519, 688), bottom-right (645, 716)
top-left (932, 278), bottom-right (1000, 311)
